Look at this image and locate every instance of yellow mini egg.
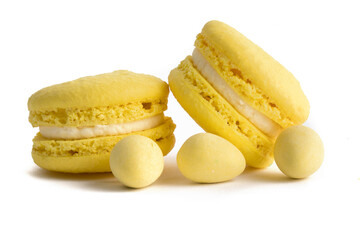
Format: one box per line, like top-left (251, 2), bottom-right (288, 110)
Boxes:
top-left (177, 133), bottom-right (246, 183)
top-left (110, 135), bottom-right (164, 188)
top-left (274, 125), bottom-right (324, 179)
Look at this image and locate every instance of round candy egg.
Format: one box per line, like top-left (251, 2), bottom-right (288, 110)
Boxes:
top-left (274, 125), bottom-right (324, 179)
top-left (110, 135), bottom-right (164, 188)
top-left (177, 133), bottom-right (246, 183)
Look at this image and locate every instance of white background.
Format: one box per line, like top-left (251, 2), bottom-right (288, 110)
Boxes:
top-left (1, 0), bottom-right (359, 239)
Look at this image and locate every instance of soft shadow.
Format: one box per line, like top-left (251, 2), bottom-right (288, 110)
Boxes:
top-left (28, 160), bottom-right (304, 191)
top-left (156, 156), bottom-right (195, 186)
top-left (81, 178), bottom-right (140, 192)
top-left (28, 167), bottom-right (135, 192)
top-left (29, 167), bottom-right (113, 181)
top-left (241, 166), bottom-right (303, 183)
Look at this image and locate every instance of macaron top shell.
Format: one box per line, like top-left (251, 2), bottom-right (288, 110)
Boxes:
top-left (196, 20), bottom-right (310, 126)
top-left (28, 70), bottom-right (169, 112)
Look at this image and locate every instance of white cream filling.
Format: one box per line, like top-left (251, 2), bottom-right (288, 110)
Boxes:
top-left (39, 114), bottom-right (164, 140)
top-left (192, 48), bottom-right (282, 138)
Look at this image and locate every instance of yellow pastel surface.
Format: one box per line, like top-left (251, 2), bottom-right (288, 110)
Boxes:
top-left (196, 20), bottom-right (310, 127)
top-left (177, 133), bottom-right (246, 183)
top-left (28, 70), bottom-right (169, 111)
top-left (32, 118), bottom-right (175, 173)
top-left (110, 135), bottom-right (164, 188)
top-left (274, 125), bottom-right (324, 179)
top-left (169, 57), bottom-right (273, 168)
top-left (28, 70), bottom-right (169, 127)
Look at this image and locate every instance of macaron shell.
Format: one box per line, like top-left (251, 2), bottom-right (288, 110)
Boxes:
top-left (197, 20), bottom-right (310, 126)
top-left (29, 99), bottom-right (167, 127)
top-left (32, 135), bottom-right (174, 173)
top-left (169, 57), bottom-right (273, 168)
top-left (28, 70), bottom-right (169, 112)
top-left (32, 118), bottom-right (176, 173)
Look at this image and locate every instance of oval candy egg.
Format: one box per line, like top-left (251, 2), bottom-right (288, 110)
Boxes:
top-left (177, 133), bottom-right (246, 183)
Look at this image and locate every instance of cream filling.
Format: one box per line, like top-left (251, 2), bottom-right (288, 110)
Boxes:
top-left (39, 114), bottom-right (164, 140)
top-left (192, 48), bottom-right (282, 138)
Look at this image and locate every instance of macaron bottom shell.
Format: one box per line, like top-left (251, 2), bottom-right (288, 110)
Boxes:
top-left (32, 119), bottom-right (175, 173)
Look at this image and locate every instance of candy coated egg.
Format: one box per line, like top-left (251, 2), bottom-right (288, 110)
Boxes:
top-left (274, 125), bottom-right (324, 179)
top-left (177, 133), bottom-right (246, 183)
top-left (110, 135), bottom-right (164, 188)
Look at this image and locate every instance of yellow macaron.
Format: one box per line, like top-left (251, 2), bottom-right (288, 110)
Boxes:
top-left (28, 70), bottom-right (176, 173)
top-left (169, 20), bottom-right (309, 168)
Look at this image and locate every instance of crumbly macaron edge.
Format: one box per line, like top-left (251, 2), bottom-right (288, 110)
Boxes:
top-left (169, 57), bottom-right (273, 168)
top-left (32, 134), bottom-right (175, 173)
top-left (195, 34), bottom-right (294, 128)
top-left (29, 98), bottom-right (168, 127)
top-left (32, 117), bottom-right (175, 157)
top-left (197, 20), bottom-right (310, 126)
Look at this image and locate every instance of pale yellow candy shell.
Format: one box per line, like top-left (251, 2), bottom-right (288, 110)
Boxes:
top-left (274, 125), bottom-right (324, 178)
top-left (110, 135), bottom-right (164, 188)
top-left (177, 133), bottom-right (246, 183)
